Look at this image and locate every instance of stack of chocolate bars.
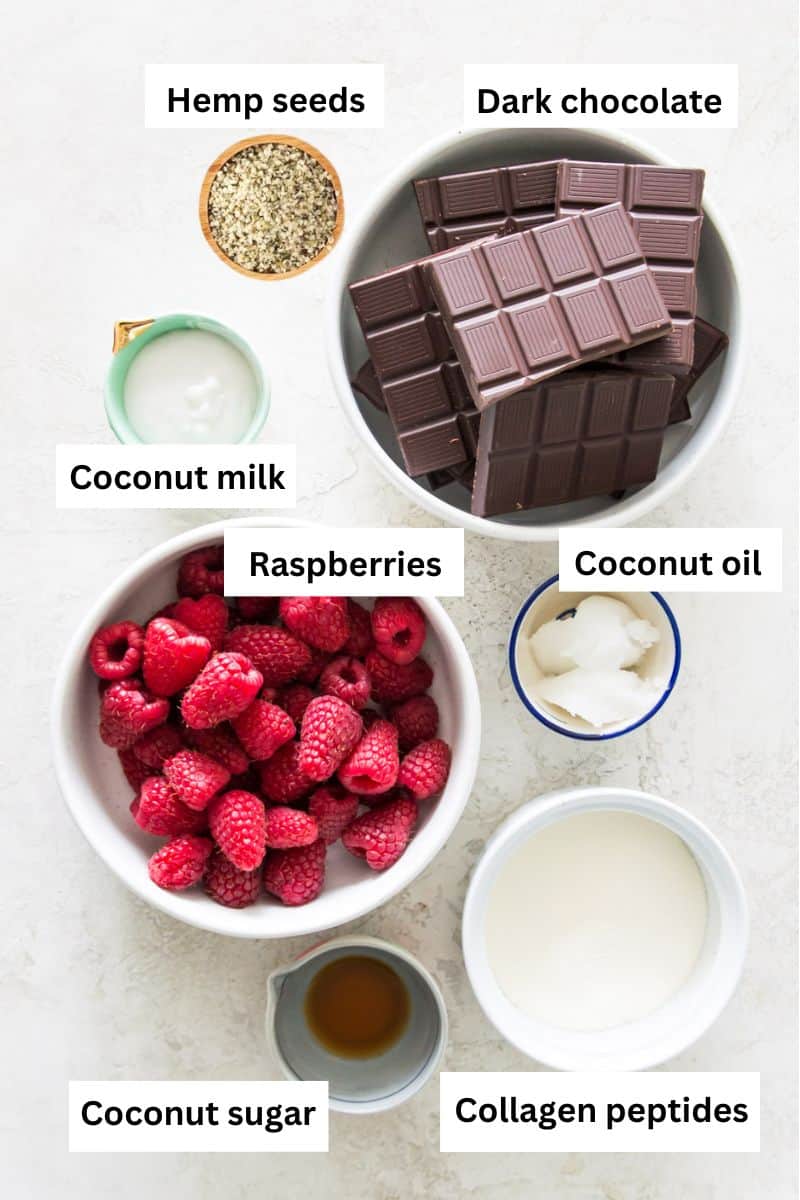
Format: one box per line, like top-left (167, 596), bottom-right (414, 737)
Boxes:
top-left (348, 159), bottom-right (729, 518)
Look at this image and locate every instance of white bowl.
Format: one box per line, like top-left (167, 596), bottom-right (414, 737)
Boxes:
top-left (51, 517), bottom-right (481, 939)
top-left (326, 127), bottom-right (744, 541)
top-left (509, 575), bottom-right (681, 740)
top-left (462, 787), bottom-right (748, 1071)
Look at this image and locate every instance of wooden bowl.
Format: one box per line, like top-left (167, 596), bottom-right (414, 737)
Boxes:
top-left (199, 134), bottom-right (345, 281)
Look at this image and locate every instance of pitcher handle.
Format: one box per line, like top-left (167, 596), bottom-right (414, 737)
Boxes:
top-left (112, 319), bottom-right (154, 354)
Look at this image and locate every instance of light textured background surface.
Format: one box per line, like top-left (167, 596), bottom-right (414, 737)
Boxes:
top-left (3, 1), bottom-right (797, 1196)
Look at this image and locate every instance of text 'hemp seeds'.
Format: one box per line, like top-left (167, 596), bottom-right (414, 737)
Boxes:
top-left (206, 141), bottom-right (340, 275)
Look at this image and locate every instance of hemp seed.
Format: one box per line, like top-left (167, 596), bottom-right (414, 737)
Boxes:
top-left (206, 141), bottom-right (339, 275)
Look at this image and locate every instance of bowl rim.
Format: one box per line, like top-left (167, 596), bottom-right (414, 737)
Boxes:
top-left (507, 574), bottom-right (682, 741)
top-left (325, 125), bottom-right (746, 542)
top-left (103, 312), bottom-right (271, 445)
top-left (50, 516), bottom-right (482, 939)
top-left (199, 134), bottom-right (345, 281)
top-left (461, 786), bottom-right (749, 1071)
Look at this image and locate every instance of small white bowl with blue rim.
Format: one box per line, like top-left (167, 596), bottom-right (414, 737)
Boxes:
top-left (508, 574), bottom-right (681, 741)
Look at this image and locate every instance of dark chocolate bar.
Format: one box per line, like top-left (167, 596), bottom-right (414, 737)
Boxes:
top-left (557, 162), bottom-right (703, 313)
top-left (668, 316), bottom-right (729, 423)
top-left (557, 161), bottom-right (704, 373)
top-left (413, 161), bottom-right (562, 252)
top-left (426, 463), bottom-right (475, 492)
top-left (350, 359), bottom-right (386, 412)
top-left (426, 204), bottom-right (673, 410)
top-left (608, 321), bottom-right (694, 376)
top-left (351, 358), bottom-right (475, 490)
top-left (472, 370), bottom-right (674, 517)
top-left (387, 362), bottom-right (480, 477)
top-left (347, 220), bottom-right (525, 478)
top-left (348, 258), bottom-right (481, 476)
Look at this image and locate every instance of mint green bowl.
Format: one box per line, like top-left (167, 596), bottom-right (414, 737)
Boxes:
top-left (105, 313), bottom-right (270, 444)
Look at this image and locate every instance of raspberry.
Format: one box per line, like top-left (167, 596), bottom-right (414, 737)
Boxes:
top-left (342, 793), bottom-right (418, 870)
top-left (357, 785), bottom-right (404, 809)
top-left (209, 790), bottom-right (267, 870)
top-left (308, 785), bottom-right (359, 845)
top-left (264, 806), bottom-right (319, 849)
top-left (296, 646), bottom-right (332, 683)
top-left (229, 765), bottom-right (263, 792)
top-left (204, 849), bottom-right (262, 908)
top-left (184, 725), bottom-right (250, 775)
top-left (398, 738), bottom-right (452, 800)
top-left (389, 695), bottom-right (440, 752)
top-left (177, 545), bottom-right (225, 597)
top-left (118, 748), bottom-right (157, 793)
top-left (88, 620), bottom-right (144, 681)
top-left (298, 696), bottom-right (363, 782)
top-left (232, 699), bottom-right (295, 761)
top-left (143, 618), bottom-right (211, 698)
top-left (263, 839), bottom-right (326, 906)
top-left (371, 598), bottom-right (427, 665)
top-left (148, 835), bottom-right (213, 891)
top-left (258, 742), bottom-right (315, 805)
top-left (163, 749), bottom-right (231, 811)
top-left (132, 724), bottom-right (185, 769)
top-left (319, 656), bottom-right (371, 710)
top-left (361, 708), bottom-right (382, 730)
top-left (181, 652), bottom-right (263, 729)
top-left (276, 683), bottom-right (316, 724)
top-left (131, 776), bottom-right (207, 836)
top-left (366, 649), bottom-right (433, 704)
top-left (235, 596), bottom-right (278, 622)
top-left (149, 603), bottom-right (177, 622)
top-left (337, 719), bottom-right (399, 795)
top-left (172, 594), bottom-right (229, 651)
top-left (224, 625), bottom-right (311, 687)
top-left (279, 597), bottom-right (350, 653)
top-left (99, 680), bottom-right (170, 750)
top-left (343, 600), bottom-right (373, 657)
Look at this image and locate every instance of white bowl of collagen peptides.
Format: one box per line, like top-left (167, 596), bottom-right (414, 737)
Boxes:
top-left (462, 787), bottom-right (748, 1071)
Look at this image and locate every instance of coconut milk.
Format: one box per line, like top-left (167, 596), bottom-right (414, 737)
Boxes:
top-left (122, 329), bottom-right (258, 443)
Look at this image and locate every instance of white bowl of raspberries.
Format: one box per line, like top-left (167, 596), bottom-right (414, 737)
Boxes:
top-left (52, 518), bottom-right (481, 938)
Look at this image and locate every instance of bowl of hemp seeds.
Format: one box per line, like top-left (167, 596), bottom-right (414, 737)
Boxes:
top-left (199, 135), bottom-right (344, 280)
